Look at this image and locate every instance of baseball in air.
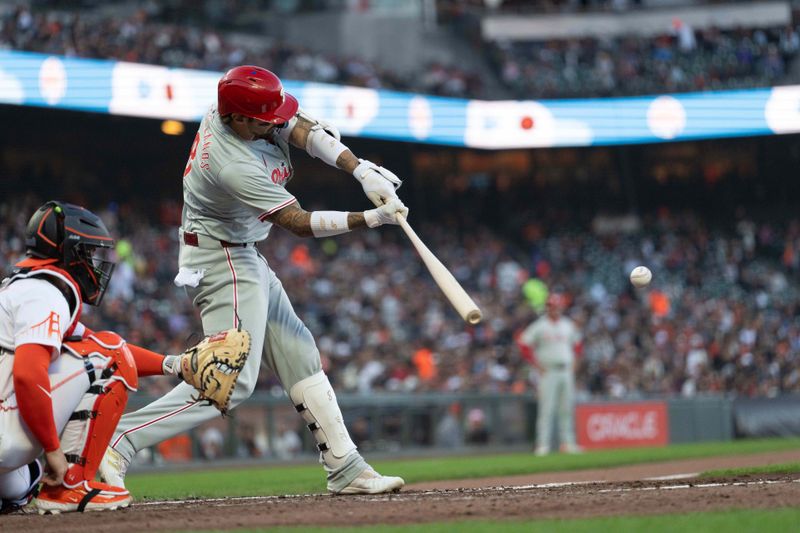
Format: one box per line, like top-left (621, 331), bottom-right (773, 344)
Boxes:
top-left (630, 266), bottom-right (652, 288)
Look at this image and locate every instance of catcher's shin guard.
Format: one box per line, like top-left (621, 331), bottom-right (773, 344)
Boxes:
top-left (289, 372), bottom-right (357, 470)
top-left (60, 333), bottom-right (137, 488)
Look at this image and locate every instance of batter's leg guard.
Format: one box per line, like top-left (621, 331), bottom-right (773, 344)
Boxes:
top-left (289, 372), bottom-right (357, 471)
top-left (0, 459), bottom-right (42, 514)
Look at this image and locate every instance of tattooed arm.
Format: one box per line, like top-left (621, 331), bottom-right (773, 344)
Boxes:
top-left (266, 202), bottom-right (367, 238)
top-left (282, 110), bottom-right (402, 207)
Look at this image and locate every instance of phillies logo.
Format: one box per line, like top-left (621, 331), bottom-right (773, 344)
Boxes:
top-left (270, 161), bottom-right (291, 185)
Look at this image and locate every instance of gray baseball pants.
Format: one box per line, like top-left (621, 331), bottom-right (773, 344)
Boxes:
top-left (110, 235), bottom-right (367, 491)
top-left (536, 366), bottom-right (577, 451)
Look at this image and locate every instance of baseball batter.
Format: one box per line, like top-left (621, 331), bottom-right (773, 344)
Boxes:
top-left (519, 294), bottom-right (582, 455)
top-left (103, 66), bottom-right (407, 494)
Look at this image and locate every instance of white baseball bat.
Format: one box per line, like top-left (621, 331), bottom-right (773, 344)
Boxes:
top-left (395, 214), bottom-right (482, 324)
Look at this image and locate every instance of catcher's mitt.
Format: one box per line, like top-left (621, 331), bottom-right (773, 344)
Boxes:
top-left (180, 328), bottom-right (251, 414)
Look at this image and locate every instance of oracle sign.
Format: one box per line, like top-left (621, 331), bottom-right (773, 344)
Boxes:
top-left (576, 402), bottom-right (668, 449)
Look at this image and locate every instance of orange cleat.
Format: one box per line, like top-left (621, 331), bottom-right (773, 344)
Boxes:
top-left (34, 480), bottom-right (131, 514)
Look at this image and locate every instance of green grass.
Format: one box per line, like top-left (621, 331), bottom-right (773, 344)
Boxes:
top-left (127, 437), bottom-right (800, 500)
top-left (188, 507), bottom-right (800, 533)
top-left (701, 462), bottom-right (800, 478)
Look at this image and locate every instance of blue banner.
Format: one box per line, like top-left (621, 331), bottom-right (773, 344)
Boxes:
top-left (1, 50), bottom-right (798, 148)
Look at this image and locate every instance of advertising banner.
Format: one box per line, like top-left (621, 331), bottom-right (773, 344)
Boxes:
top-left (576, 401), bottom-right (668, 450)
top-left (2, 50), bottom-right (799, 148)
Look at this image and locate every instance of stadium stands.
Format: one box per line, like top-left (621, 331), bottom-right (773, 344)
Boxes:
top-left (488, 24), bottom-right (800, 98)
top-left (2, 194), bottom-right (797, 400)
top-left (0, 2), bottom-right (482, 97)
top-left (5, 2), bottom-right (798, 100)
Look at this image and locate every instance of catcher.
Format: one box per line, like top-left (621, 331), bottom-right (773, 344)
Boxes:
top-left (0, 201), bottom-right (250, 514)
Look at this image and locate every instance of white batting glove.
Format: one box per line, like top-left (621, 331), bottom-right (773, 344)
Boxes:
top-left (364, 198), bottom-right (409, 228)
top-left (353, 159), bottom-right (403, 207)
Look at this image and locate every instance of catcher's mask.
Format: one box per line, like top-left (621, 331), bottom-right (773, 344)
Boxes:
top-left (19, 201), bottom-right (116, 306)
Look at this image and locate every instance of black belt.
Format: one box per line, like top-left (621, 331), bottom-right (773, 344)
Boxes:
top-left (182, 231), bottom-right (252, 249)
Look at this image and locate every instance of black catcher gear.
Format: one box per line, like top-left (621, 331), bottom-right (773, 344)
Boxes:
top-left (20, 201), bottom-right (116, 306)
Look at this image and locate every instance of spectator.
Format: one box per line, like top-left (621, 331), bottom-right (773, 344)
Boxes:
top-left (465, 407), bottom-right (490, 444)
top-left (434, 403), bottom-right (465, 448)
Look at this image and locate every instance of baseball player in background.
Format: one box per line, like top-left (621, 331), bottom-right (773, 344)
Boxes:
top-left (0, 201), bottom-right (190, 514)
top-left (518, 294), bottom-right (582, 456)
top-left (102, 65), bottom-right (407, 494)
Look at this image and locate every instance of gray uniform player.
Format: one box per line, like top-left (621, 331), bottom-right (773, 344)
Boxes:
top-left (100, 66), bottom-right (408, 494)
top-left (519, 294), bottom-right (582, 456)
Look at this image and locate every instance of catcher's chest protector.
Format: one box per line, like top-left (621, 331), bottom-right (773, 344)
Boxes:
top-left (60, 332), bottom-right (138, 487)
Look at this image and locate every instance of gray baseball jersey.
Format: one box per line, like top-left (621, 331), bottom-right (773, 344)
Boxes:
top-left (181, 106), bottom-right (297, 243)
top-left (519, 316), bottom-right (581, 368)
top-left (110, 106), bottom-right (368, 491)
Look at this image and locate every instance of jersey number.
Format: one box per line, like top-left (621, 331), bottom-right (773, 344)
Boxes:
top-left (183, 132), bottom-right (200, 177)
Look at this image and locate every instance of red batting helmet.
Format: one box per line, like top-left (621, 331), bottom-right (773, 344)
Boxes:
top-left (217, 66), bottom-right (298, 124)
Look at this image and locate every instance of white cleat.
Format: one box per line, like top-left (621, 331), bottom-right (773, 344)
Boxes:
top-left (99, 447), bottom-right (130, 489)
top-left (534, 446), bottom-right (550, 457)
top-left (561, 444), bottom-right (584, 455)
top-left (332, 467), bottom-right (405, 495)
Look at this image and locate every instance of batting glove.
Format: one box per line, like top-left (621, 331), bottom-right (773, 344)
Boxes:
top-left (364, 198), bottom-right (409, 228)
top-left (353, 159), bottom-right (403, 207)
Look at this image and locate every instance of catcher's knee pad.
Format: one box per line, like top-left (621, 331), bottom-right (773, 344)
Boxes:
top-left (61, 333), bottom-right (138, 486)
top-left (289, 372), bottom-right (356, 470)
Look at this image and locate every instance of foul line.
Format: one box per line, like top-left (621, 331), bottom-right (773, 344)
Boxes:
top-left (133, 478), bottom-right (800, 509)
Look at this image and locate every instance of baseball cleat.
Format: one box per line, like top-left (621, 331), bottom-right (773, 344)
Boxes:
top-left (561, 444), bottom-right (583, 455)
top-left (332, 467), bottom-right (405, 495)
top-left (99, 446), bottom-right (129, 489)
top-left (35, 481), bottom-right (131, 514)
top-left (534, 446), bottom-right (550, 456)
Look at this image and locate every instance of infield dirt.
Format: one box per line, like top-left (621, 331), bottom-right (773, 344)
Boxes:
top-left (5, 449), bottom-right (800, 532)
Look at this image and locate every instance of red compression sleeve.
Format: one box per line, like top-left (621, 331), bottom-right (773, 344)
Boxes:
top-left (127, 343), bottom-right (166, 377)
top-left (573, 342), bottom-right (584, 358)
top-left (518, 342), bottom-right (535, 365)
top-left (13, 344), bottom-right (60, 452)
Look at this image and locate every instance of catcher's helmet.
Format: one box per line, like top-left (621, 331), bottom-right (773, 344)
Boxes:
top-left (18, 201), bottom-right (116, 306)
top-left (217, 65), bottom-right (298, 124)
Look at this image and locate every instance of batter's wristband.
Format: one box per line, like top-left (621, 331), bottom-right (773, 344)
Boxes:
top-left (310, 211), bottom-right (351, 237)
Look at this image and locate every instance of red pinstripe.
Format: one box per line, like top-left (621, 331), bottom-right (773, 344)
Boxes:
top-left (224, 248), bottom-right (239, 326)
top-left (2, 363), bottom-right (98, 412)
top-left (258, 198), bottom-right (297, 221)
top-left (111, 401), bottom-right (198, 448)
top-left (50, 368), bottom-right (88, 391)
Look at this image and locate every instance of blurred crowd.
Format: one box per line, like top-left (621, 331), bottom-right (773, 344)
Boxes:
top-left (489, 23), bottom-right (800, 99)
top-left (0, 2), bottom-right (482, 97)
top-left (2, 194), bottom-right (799, 403)
top-left (4, 3), bottom-right (799, 99)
